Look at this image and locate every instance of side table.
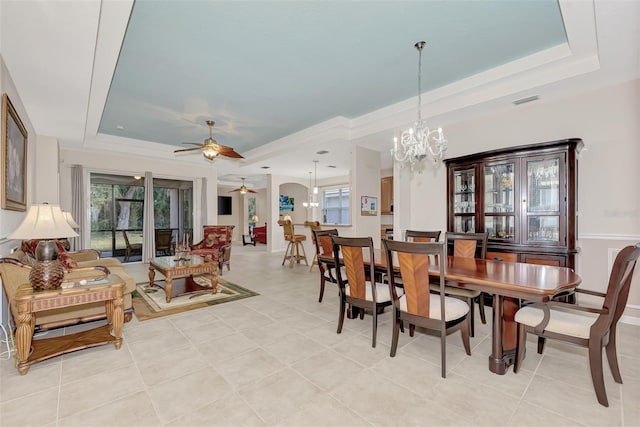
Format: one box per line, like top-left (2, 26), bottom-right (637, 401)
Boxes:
top-left (242, 234), bottom-right (256, 246)
top-left (13, 275), bottom-right (125, 375)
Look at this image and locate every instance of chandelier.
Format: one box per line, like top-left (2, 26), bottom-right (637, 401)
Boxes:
top-left (303, 161), bottom-right (319, 208)
top-left (391, 41), bottom-right (447, 170)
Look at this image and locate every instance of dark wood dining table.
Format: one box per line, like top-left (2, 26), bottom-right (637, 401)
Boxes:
top-left (319, 249), bottom-right (582, 375)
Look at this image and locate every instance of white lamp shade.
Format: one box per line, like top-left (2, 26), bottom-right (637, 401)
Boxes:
top-left (8, 204), bottom-right (79, 240)
top-left (251, 215), bottom-right (259, 223)
top-left (62, 211), bottom-right (80, 229)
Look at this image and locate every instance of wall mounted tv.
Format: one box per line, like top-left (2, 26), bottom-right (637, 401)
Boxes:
top-left (218, 196), bottom-right (232, 215)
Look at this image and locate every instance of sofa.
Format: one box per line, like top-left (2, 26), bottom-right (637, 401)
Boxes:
top-left (253, 223), bottom-right (267, 244)
top-left (0, 243), bottom-right (136, 331)
top-left (190, 225), bottom-right (235, 275)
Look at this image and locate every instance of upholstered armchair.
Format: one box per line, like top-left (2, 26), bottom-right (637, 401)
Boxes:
top-left (253, 223), bottom-right (267, 244)
top-left (190, 225), bottom-right (235, 275)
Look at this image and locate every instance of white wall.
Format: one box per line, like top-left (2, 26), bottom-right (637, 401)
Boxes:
top-left (0, 55), bottom-right (37, 329)
top-left (407, 79), bottom-right (640, 319)
top-left (352, 146), bottom-right (382, 248)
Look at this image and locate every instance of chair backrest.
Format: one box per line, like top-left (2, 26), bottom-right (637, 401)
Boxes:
top-left (445, 232), bottom-right (488, 259)
top-left (305, 221), bottom-right (322, 243)
top-left (155, 229), bottom-right (173, 248)
top-left (593, 243), bottom-right (640, 334)
top-left (383, 239), bottom-right (446, 318)
top-left (405, 230), bottom-right (442, 243)
top-left (200, 225), bottom-right (234, 249)
top-left (122, 230), bottom-right (132, 247)
top-left (279, 220), bottom-right (295, 238)
top-left (313, 229), bottom-right (338, 257)
top-left (331, 236), bottom-right (376, 301)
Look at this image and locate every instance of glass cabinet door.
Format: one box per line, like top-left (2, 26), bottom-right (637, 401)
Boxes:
top-left (452, 168), bottom-right (476, 232)
top-left (484, 163), bottom-right (516, 240)
top-left (525, 156), bottom-right (563, 243)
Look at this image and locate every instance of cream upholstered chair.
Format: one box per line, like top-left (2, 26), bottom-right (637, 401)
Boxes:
top-left (514, 243), bottom-right (640, 407)
top-left (279, 220), bottom-right (308, 267)
top-left (383, 239), bottom-right (471, 378)
top-left (331, 236), bottom-right (403, 348)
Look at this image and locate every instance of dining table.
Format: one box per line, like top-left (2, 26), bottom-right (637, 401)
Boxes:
top-left (318, 248), bottom-right (582, 375)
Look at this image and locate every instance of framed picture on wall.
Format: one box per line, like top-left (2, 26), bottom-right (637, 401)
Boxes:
top-left (361, 196), bottom-right (377, 216)
top-left (2, 93), bottom-right (28, 211)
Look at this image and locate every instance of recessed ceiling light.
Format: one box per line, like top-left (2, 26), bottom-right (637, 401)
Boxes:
top-left (316, 150), bottom-right (329, 155)
top-left (327, 165), bottom-right (337, 168)
top-left (260, 166), bottom-right (270, 169)
top-left (116, 125), bottom-right (124, 130)
top-left (513, 95), bottom-right (539, 106)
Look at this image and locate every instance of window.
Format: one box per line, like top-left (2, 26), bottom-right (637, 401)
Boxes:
top-left (322, 187), bottom-right (350, 225)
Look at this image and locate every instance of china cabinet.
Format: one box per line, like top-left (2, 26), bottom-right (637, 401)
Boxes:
top-left (446, 139), bottom-right (582, 268)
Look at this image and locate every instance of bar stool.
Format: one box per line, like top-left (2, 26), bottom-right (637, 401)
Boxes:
top-left (304, 220), bottom-right (322, 272)
top-left (279, 220), bottom-right (308, 267)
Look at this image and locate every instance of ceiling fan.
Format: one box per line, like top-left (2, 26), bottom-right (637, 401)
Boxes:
top-left (230, 178), bottom-right (256, 194)
top-left (174, 120), bottom-right (244, 161)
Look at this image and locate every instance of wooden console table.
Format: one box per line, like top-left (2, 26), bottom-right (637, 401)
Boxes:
top-left (13, 275), bottom-right (125, 375)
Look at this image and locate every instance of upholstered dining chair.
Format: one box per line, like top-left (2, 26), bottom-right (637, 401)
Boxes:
top-left (279, 220), bottom-right (308, 268)
top-left (122, 230), bottom-right (142, 262)
top-left (383, 239), bottom-right (471, 378)
top-left (331, 236), bottom-right (403, 348)
top-left (514, 243), bottom-right (640, 407)
top-left (441, 232), bottom-right (489, 337)
top-left (305, 221), bottom-right (323, 272)
top-left (313, 228), bottom-right (339, 303)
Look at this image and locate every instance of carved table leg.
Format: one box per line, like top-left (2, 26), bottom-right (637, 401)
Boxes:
top-left (16, 311), bottom-right (35, 375)
top-left (210, 273), bottom-right (218, 294)
top-left (148, 266), bottom-right (156, 284)
top-left (165, 277), bottom-right (173, 303)
top-left (112, 295), bottom-right (124, 349)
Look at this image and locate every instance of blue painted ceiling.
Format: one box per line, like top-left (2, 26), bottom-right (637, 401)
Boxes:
top-left (99, 0), bottom-right (566, 153)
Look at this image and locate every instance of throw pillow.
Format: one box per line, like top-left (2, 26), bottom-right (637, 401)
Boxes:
top-left (58, 252), bottom-right (78, 269)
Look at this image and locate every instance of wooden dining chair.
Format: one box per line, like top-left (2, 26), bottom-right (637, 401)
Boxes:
top-left (122, 230), bottom-right (142, 262)
top-left (305, 221), bottom-right (322, 272)
top-left (313, 228), bottom-right (339, 302)
top-left (405, 230), bottom-right (441, 243)
top-left (514, 243), bottom-right (640, 406)
top-left (383, 239), bottom-right (471, 378)
top-left (441, 232), bottom-right (489, 337)
top-left (331, 236), bottom-right (403, 348)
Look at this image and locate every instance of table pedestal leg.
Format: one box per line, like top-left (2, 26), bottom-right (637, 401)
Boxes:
top-left (489, 295), bottom-right (519, 375)
top-left (489, 294), bottom-right (507, 375)
top-left (148, 266), bottom-right (156, 284)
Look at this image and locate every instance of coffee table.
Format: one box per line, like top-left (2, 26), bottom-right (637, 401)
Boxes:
top-left (148, 255), bottom-right (217, 303)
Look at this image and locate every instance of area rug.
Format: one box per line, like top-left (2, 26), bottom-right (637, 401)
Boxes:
top-left (132, 277), bottom-right (259, 321)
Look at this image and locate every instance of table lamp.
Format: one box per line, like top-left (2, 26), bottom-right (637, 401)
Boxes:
top-left (62, 211), bottom-right (80, 229)
top-left (8, 203), bottom-right (79, 290)
top-left (251, 215), bottom-right (259, 224)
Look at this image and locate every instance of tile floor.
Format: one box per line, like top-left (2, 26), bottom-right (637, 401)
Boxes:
top-left (1, 244), bottom-right (639, 426)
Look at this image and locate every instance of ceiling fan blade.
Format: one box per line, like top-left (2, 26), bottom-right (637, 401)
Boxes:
top-left (246, 189), bottom-right (257, 193)
top-left (216, 145), bottom-right (244, 159)
top-left (174, 146), bottom-right (204, 153)
top-left (229, 188), bottom-right (242, 192)
top-left (181, 142), bottom-right (205, 146)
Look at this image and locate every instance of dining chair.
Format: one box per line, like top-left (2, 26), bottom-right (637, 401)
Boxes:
top-left (384, 239), bottom-right (471, 378)
top-left (122, 230), bottom-right (142, 262)
top-left (279, 220), bottom-right (308, 268)
top-left (305, 221), bottom-right (322, 272)
top-left (405, 230), bottom-right (441, 243)
top-left (514, 243), bottom-right (640, 407)
top-left (313, 228), bottom-right (339, 302)
top-left (331, 236), bottom-right (402, 348)
top-left (441, 232), bottom-right (489, 337)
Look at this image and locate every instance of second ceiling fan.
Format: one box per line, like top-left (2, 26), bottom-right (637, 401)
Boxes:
top-left (230, 178), bottom-right (256, 194)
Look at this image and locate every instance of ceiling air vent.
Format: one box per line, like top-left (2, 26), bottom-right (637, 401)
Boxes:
top-left (513, 95), bottom-right (539, 106)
